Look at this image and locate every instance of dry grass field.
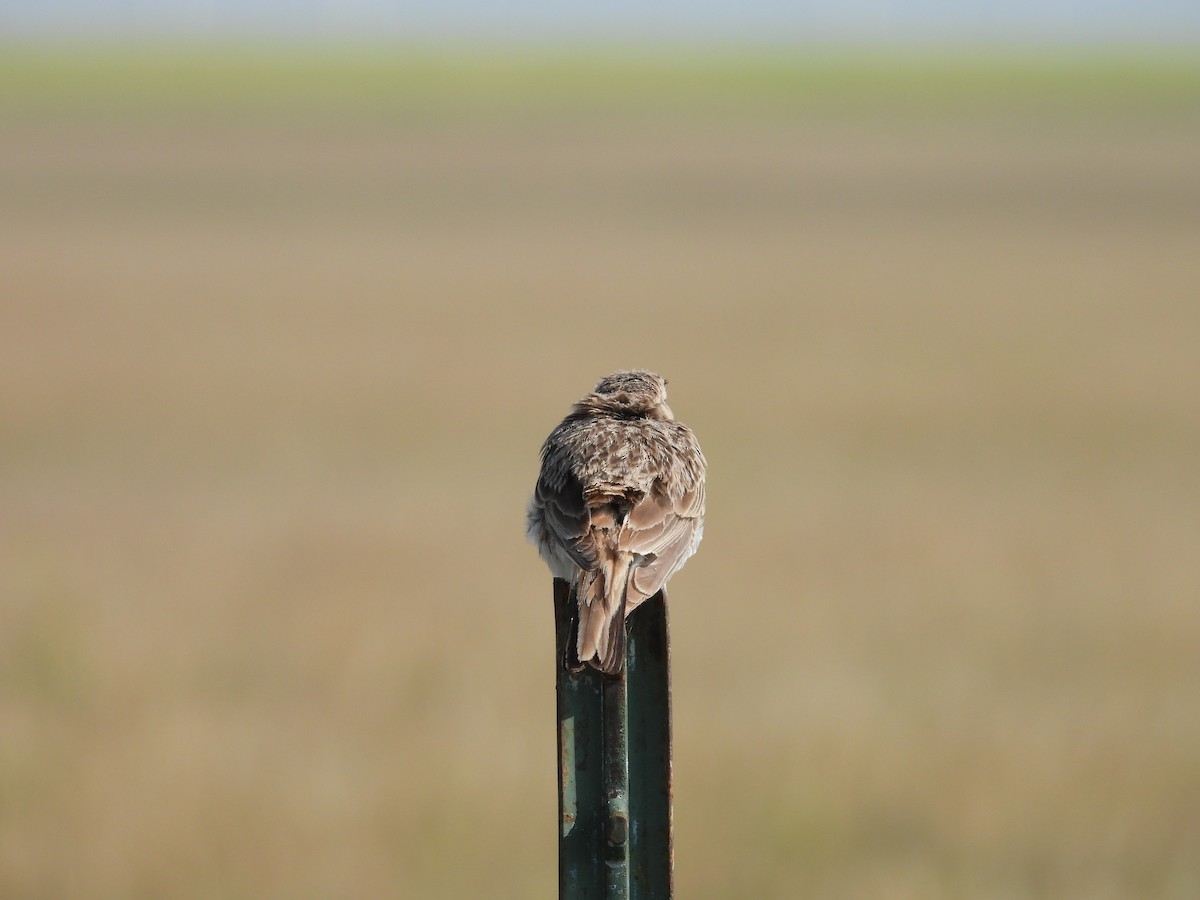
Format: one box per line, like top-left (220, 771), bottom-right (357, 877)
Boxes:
top-left (1, 50), bottom-right (1199, 899)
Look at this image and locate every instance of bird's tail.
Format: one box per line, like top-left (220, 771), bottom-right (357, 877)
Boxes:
top-left (576, 553), bottom-right (634, 675)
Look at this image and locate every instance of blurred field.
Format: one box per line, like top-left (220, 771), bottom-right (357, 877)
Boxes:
top-left (1, 49), bottom-right (1199, 899)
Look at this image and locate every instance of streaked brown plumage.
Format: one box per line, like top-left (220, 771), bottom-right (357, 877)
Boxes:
top-left (527, 370), bottom-right (706, 674)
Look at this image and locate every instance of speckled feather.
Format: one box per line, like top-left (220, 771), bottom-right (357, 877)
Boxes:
top-left (527, 370), bottom-right (706, 674)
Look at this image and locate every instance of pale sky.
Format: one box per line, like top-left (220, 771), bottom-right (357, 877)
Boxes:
top-left (3, 0), bottom-right (1200, 43)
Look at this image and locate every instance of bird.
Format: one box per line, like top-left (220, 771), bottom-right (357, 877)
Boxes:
top-left (527, 370), bottom-right (706, 675)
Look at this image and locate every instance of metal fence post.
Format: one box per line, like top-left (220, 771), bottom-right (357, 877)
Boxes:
top-left (626, 589), bottom-right (673, 899)
top-left (554, 578), bottom-right (673, 900)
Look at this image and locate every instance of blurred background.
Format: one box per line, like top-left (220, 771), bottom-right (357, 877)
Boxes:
top-left (2, 3), bottom-right (1199, 899)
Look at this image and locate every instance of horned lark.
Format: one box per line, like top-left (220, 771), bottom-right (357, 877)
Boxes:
top-left (527, 370), bottom-right (706, 674)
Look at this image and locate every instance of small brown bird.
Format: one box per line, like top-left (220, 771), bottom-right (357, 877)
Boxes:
top-left (527, 370), bottom-right (706, 674)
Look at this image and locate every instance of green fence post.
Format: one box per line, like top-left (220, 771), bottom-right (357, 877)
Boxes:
top-left (626, 592), bottom-right (673, 899)
top-left (555, 579), bottom-right (604, 898)
top-left (554, 579), bottom-right (673, 900)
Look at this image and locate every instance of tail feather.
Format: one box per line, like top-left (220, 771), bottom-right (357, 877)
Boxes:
top-left (576, 569), bottom-right (606, 669)
top-left (595, 590), bottom-right (627, 675)
top-left (575, 553), bottom-right (635, 675)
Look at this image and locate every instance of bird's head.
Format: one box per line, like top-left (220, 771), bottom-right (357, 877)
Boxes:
top-left (577, 370), bottom-right (673, 420)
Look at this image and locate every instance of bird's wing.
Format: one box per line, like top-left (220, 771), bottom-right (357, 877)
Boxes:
top-left (534, 460), bottom-right (597, 571)
top-left (621, 480), bottom-right (705, 600)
